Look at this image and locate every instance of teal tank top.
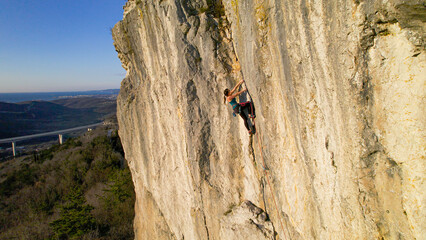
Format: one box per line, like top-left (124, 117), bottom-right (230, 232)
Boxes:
top-left (229, 98), bottom-right (238, 109)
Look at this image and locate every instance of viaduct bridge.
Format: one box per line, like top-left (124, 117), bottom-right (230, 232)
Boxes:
top-left (0, 122), bottom-right (103, 157)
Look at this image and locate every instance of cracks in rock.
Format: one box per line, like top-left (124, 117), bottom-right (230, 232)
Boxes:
top-left (184, 83), bottom-right (214, 240)
top-left (325, 135), bottom-right (337, 173)
top-left (248, 135), bottom-right (267, 208)
top-left (359, 5), bottom-right (425, 65)
top-left (182, 77), bottom-right (215, 239)
top-left (250, 134), bottom-right (271, 236)
top-left (355, 124), bottom-right (408, 237)
top-left (260, 176), bottom-right (268, 214)
top-left (351, 14), bottom-right (391, 226)
top-left (247, 136), bottom-right (278, 239)
top-left (198, 191), bottom-right (211, 240)
top-left (356, 187), bottom-right (369, 221)
top-left (359, 12), bottom-right (397, 51)
top-left (412, 52), bottom-right (421, 57)
top-left (354, 8), bottom-right (410, 106)
top-left (184, 44), bottom-right (202, 73)
top-left (352, 14), bottom-right (398, 213)
top-left (279, 210), bottom-right (302, 240)
top-left (143, 188), bottom-right (178, 239)
top-left (178, 1), bottom-right (232, 75)
top-left (248, 135), bottom-right (257, 168)
top-left (196, 148), bottom-right (213, 239)
top-left (177, 4), bottom-right (228, 235)
top-left (384, 157), bottom-right (401, 178)
top-left (198, 124), bottom-right (213, 182)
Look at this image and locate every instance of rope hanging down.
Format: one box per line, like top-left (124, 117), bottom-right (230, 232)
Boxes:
top-left (239, 72), bottom-right (290, 240)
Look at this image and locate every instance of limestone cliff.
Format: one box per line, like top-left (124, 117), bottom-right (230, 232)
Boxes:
top-left (112, 0), bottom-right (425, 239)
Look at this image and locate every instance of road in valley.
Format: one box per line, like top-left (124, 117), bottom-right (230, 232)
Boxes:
top-left (0, 122), bottom-right (103, 144)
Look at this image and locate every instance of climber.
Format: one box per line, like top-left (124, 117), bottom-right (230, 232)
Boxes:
top-left (224, 80), bottom-right (256, 134)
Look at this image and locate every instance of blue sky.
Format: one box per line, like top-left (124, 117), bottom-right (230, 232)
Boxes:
top-left (0, 0), bottom-right (127, 93)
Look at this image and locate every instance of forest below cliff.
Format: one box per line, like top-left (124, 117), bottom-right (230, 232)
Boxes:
top-left (0, 124), bottom-right (135, 239)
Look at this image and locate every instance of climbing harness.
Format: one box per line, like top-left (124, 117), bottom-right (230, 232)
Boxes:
top-left (232, 101), bottom-right (252, 118)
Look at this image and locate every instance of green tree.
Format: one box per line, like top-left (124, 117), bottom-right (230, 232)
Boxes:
top-left (96, 169), bottom-right (135, 238)
top-left (50, 187), bottom-right (95, 239)
top-left (102, 169), bottom-right (133, 206)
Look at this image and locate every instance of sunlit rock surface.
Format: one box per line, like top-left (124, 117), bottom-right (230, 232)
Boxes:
top-left (112, 0), bottom-right (425, 239)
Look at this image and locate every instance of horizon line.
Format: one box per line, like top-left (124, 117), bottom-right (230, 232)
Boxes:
top-left (0, 88), bottom-right (120, 94)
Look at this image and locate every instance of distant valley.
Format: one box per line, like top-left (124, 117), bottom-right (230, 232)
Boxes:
top-left (0, 97), bottom-right (116, 139)
top-left (0, 89), bottom-right (119, 103)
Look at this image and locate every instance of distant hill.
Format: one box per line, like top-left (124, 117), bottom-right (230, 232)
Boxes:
top-left (51, 97), bottom-right (116, 114)
top-left (0, 97), bottom-right (116, 139)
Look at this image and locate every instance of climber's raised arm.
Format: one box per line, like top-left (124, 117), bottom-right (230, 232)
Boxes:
top-left (229, 80), bottom-right (244, 95)
top-left (229, 88), bottom-right (247, 99)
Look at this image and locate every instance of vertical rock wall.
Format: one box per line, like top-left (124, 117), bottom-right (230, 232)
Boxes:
top-left (112, 0), bottom-right (425, 239)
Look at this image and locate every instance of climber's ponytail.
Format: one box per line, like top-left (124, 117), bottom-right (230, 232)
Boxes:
top-left (223, 89), bottom-right (230, 104)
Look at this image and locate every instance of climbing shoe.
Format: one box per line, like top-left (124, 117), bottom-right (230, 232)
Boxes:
top-left (249, 114), bottom-right (256, 119)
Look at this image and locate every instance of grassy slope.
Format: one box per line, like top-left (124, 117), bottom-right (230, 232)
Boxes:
top-left (0, 125), bottom-right (135, 240)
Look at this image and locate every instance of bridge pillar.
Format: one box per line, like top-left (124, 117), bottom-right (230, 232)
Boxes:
top-left (58, 134), bottom-right (63, 145)
top-left (12, 142), bottom-right (16, 157)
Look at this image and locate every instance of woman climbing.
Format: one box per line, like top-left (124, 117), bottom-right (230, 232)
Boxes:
top-left (224, 80), bottom-right (256, 134)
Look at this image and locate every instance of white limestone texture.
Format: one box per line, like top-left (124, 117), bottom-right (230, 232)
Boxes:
top-left (112, 0), bottom-right (425, 239)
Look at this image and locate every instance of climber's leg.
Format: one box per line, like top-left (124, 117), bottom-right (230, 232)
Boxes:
top-left (248, 102), bottom-right (256, 118)
top-left (239, 111), bottom-right (250, 131)
top-left (235, 104), bottom-right (253, 133)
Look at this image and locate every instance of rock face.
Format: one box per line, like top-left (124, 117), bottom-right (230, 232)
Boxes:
top-left (112, 0), bottom-right (425, 239)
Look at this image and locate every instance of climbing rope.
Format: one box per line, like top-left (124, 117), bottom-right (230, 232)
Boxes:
top-left (256, 128), bottom-right (290, 240)
top-left (240, 76), bottom-right (290, 240)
